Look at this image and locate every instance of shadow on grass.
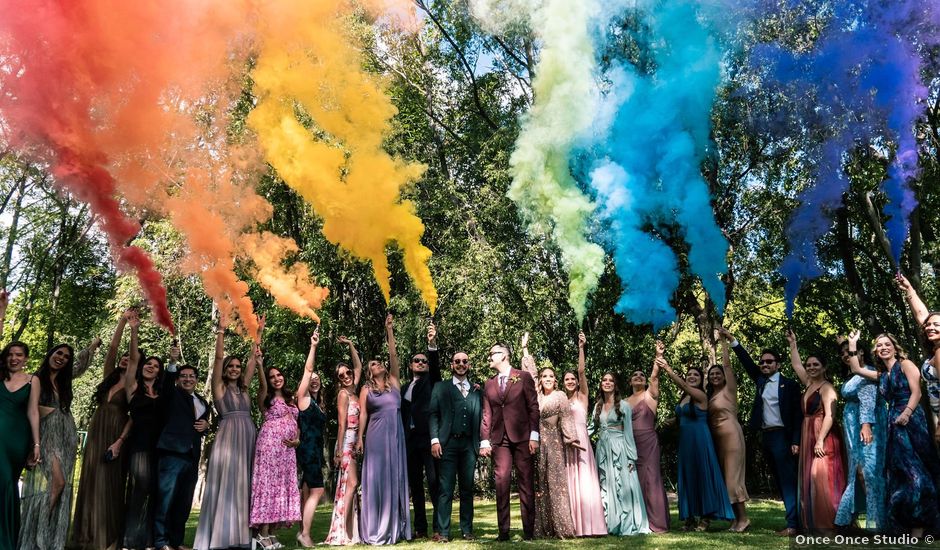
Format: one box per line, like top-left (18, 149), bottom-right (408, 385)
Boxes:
top-left (186, 498), bottom-right (791, 549)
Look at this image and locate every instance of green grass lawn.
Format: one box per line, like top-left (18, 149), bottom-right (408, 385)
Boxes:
top-left (185, 498), bottom-right (794, 549)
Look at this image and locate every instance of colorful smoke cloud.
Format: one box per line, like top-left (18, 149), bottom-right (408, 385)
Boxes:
top-left (753, 0), bottom-right (940, 315)
top-left (0, 1), bottom-right (328, 337)
top-left (585, 0), bottom-right (734, 329)
top-left (247, 0), bottom-right (438, 314)
top-left (470, 0), bottom-right (607, 322)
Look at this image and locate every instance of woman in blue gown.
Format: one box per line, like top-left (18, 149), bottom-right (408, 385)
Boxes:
top-left (834, 339), bottom-right (885, 530)
top-left (658, 350), bottom-right (733, 531)
top-left (847, 331), bottom-right (940, 536)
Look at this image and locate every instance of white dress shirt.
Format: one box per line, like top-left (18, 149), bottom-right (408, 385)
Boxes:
top-left (761, 372), bottom-right (784, 428)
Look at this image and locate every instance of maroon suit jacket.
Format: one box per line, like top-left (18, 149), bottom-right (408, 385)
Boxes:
top-left (480, 368), bottom-right (540, 445)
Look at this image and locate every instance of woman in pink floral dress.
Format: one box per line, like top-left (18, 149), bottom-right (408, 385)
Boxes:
top-left (325, 336), bottom-right (363, 545)
top-left (250, 364), bottom-right (301, 550)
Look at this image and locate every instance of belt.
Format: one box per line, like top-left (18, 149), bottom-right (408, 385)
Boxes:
top-left (762, 426), bottom-right (784, 432)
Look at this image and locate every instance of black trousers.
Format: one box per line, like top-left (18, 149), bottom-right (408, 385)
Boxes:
top-left (407, 431), bottom-right (440, 535)
top-left (435, 436), bottom-right (477, 538)
top-left (154, 451), bottom-right (198, 548)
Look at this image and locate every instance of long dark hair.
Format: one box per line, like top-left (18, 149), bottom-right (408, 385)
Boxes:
top-left (136, 355), bottom-right (165, 397)
top-left (264, 366), bottom-right (296, 409)
top-left (705, 364), bottom-right (724, 398)
top-left (94, 356), bottom-right (128, 404)
top-left (37, 344), bottom-right (75, 412)
top-left (593, 371), bottom-right (624, 427)
top-left (681, 366), bottom-right (705, 418)
top-left (920, 312), bottom-right (940, 355)
top-left (306, 370), bottom-right (326, 410)
top-left (0, 341), bottom-right (30, 381)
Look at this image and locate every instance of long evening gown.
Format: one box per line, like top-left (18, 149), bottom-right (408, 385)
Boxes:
top-left (798, 387), bottom-right (847, 533)
top-left (325, 394), bottom-right (360, 545)
top-left (923, 358), bottom-right (939, 429)
top-left (565, 399), bottom-right (607, 537)
top-left (123, 393), bottom-right (160, 549)
top-left (835, 370), bottom-right (886, 530)
top-left (18, 392), bottom-right (79, 550)
top-left (195, 388), bottom-right (257, 549)
top-left (881, 364), bottom-right (940, 533)
top-left (359, 389), bottom-right (410, 544)
top-left (0, 378), bottom-right (31, 550)
top-left (250, 399), bottom-right (301, 527)
top-left (594, 400), bottom-right (649, 536)
top-left (707, 388), bottom-right (748, 504)
top-left (534, 391), bottom-right (577, 539)
top-left (631, 399), bottom-right (669, 532)
top-left (675, 401), bottom-right (734, 522)
top-left (297, 399), bottom-right (327, 489)
top-left (70, 388), bottom-right (129, 550)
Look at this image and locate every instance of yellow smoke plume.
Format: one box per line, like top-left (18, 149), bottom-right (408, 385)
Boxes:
top-left (247, 0), bottom-right (438, 313)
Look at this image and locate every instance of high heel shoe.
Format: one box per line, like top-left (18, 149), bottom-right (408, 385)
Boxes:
top-left (296, 533), bottom-right (315, 548)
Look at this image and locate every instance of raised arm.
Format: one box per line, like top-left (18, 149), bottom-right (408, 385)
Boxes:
top-left (720, 336), bottom-right (737, 396)
top-left (786, 329), bottom-right (809, 386)
top-left (719, 325), bottom-right (760, 382)
top-left (649, 340), bottom-right (664, 402)
top-left (255, 350), bottom-right (268, 410)
top-left (428, 321), bottom-right (441, 384)
top-left (211, 326), bottom-right (226, 401)
top-left (296, 329), bottom-right (319, 411)
top-left (243, 313), bottom-right (263, 386)
top-left (576, 332), bottom-right (589, 408)
top-left (658, 357), bottom-right (707, 405)
top-left (123, 314), bottom-right (141, 399)
top-left (73, 337), bottom-right (102, 378)
top-left (104, 308), bottom-right (132, 378)
top-left (897, 273), bottom-right (930, 325)
top-left (847, 330), bottom-right (878, 381)
top-left (338, 335), bottom-right (361, 387)
top-left (385, 313), bottom-right (400, 388)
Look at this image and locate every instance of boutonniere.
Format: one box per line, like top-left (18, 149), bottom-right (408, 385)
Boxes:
top-left (472, 383), bottom-right (481, 391)
top-left (509, 375), bottom-right (521, 385)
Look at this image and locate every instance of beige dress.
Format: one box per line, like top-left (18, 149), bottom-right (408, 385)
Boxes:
top-left (707, 388), bottom-right (748, 503)
top-left (535, 390), bottom-right (578, 539)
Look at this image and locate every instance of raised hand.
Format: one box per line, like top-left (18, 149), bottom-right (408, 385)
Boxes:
top-left (835, 335), bottom-right (847, 346)
top-left (654, 356), bottom-right (670, 372)
top-left (716, 326), bottom-right (734, 342)
top-left (0, 290), bottom-right (8, 312)
top-left (257, 313), bottom-right (266, 335)
top-left (128, 311), bottom-right (141, 330)
top-left (310, 329), bottom-right (320, 348)
top-left (786, 328), bottom-right (797, 346)
top-left (521, 331), bottom-right (530, 349)
top-left (895, 272), bottom-right (912, 292)
top-left (427, 322), bottom-right (437, 345)
top-left (578, 331), bottom-right (586, 349)
top-left (385, 313), bottom-right (394, 332)
top-left (337, 335), bottom-right (353, 346)
top-left (655, 340), bottom-right (665, 358)
top-left (848, 330), bottom-right (860, 346)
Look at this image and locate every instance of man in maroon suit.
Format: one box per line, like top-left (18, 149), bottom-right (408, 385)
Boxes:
top-left (479, 342), bottom-right (540, 541)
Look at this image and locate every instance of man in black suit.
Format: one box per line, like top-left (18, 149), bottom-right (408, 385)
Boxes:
top-left (154, 352), bottom-right (210, 550)
top-left (428, 350), bottom-right (482, 542)
top-left (400, 322), bottom-right (442, 539)
top-left (719, 327), bottom-right (802, 536)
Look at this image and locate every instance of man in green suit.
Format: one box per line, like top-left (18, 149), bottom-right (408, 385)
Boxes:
top-left (429, 351), bottom-right (482, 542)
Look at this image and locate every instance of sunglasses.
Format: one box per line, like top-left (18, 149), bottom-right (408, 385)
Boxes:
top-left (452, 359), bottom-right (469, 365)
top-left (412, 358), bottom-right (428, 364)
top-left (759, 360), bottom-right (776, 365)
top-left (489, 351), bottom-right (504, 358)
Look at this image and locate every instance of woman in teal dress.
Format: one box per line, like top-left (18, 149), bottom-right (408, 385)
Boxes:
top-left (658, 353), bottom-right (733, 531)
top-left (834, 340), bottom-right (885, 530)
top-left (295, 330), bottom-right (328, 548)
top-left (592, 372), bottom-right (649, 536)
top-left (0, 341), bottom-right (39, 550)
top-left (847, 331), bottom-right (940, 537)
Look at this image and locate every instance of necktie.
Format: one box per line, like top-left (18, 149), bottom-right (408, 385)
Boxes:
top-left (499, 375), bottom-right (507, 395)
top-left (460, 381), bottom-right (468, 398)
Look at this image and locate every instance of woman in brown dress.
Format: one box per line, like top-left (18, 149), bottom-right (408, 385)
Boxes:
top-left (709, 329), bottom-right (749, 531)
top-left (71, 310), bottom-right (131, 550)
top-left (533, 365), bottom-right (583, 539)
top-left (626, 341), bottom-right (670, 533)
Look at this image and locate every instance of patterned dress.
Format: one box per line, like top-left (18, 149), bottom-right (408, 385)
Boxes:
top-left (798, 387), bottom-right (847, 533)
top-left (325, 393), bottom-right (360, 545)
top-left (594, 400), bottom-right (649, 535)
top-left (249, 398), bottom-right (301, 527)
top-left (921, 358), bottom-right (939, 429)
top-left (534, 391), bottom-right (577, 539)
top-left (835, 370), bottom-right (886, 529)
top-left (881, 363), bottom-right (940, 532)
top-left (196, 388), bottom-right (257, 549)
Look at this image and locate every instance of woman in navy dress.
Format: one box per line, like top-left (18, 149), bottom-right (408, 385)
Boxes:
top-left (658, 348), bottom-right (733, 531)
top-left (295, 330), bottom-right (328, 548)
top-left (847, 330), bottom-right (940, 537)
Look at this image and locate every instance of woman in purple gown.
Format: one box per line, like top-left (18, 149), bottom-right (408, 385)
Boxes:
top-left (356, 314), bottom-right (410, 545)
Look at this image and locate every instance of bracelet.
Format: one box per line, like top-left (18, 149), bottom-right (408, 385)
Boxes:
top-left (33, 444), bottom-right (40, 448)
top-left (904, 406), bottom-right (914, 414)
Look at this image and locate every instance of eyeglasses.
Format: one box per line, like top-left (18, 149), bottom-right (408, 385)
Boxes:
top-left (453, 359), bottom-right (469, 365)
top-left (412, 358), bottom-right (428, 365)
top-left (489, 351), bottom-right (504, 358)
top-left (758, 360), bottom-right (776, 365)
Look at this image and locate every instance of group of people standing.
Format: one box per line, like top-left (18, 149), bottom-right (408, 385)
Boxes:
top-left (2, 270), bottom-right (940, 550)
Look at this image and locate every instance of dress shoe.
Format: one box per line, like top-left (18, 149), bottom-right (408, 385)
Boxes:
top-left (462, 533), bottom-right (476, 541)
top-left (430, 534), bottom-right (449, 543)
top-left (775, 527), bottom-right (798, 537)
top-left (411, 532), bottom-right (428, 540)
top-left (496, 533), bottom-right (510, 542)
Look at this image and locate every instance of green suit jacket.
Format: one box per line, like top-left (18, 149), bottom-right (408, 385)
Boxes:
top-left (429, 378), bottom-right (482, 453)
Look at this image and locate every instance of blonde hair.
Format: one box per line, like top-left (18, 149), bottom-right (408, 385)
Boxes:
top-left (871, 333), bottom-right (908, 372)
